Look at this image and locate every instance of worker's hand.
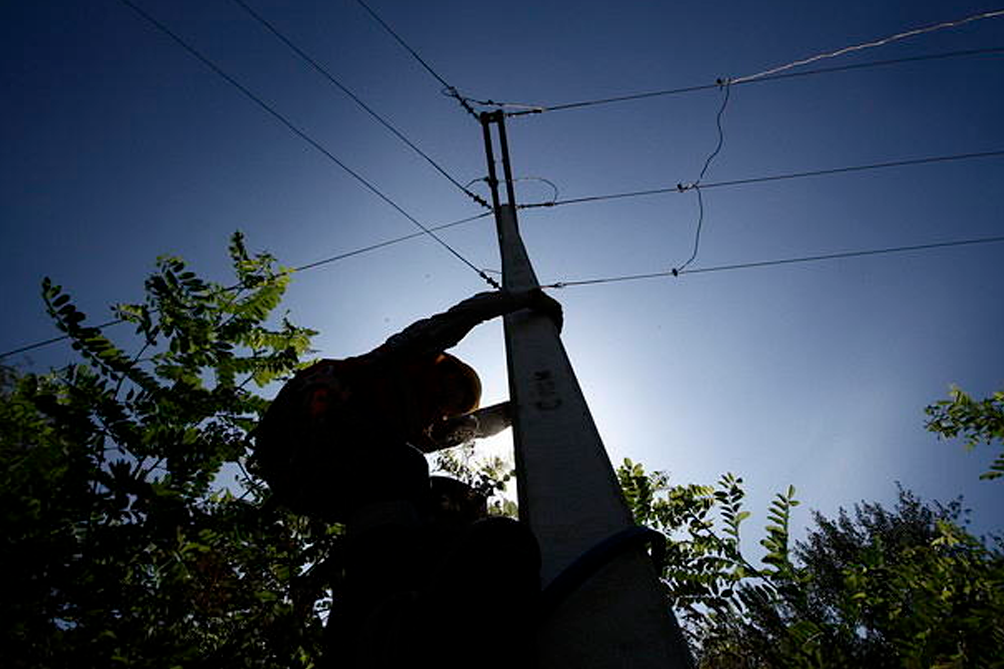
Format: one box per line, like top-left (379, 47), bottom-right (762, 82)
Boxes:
top-left (522, 288), bottom-right (563, 333)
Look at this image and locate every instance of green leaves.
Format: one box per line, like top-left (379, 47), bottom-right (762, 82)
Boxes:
top-left (926, 385), bottom-right (1004, 480)
top-left (760, 485), bottom-right (798, 573)
top-left (615, 459), bottom-right (779, 638)
top-left (6, 233), bottom-right (325, 667)
top-left (614, 457), bottom-right (1004, 668)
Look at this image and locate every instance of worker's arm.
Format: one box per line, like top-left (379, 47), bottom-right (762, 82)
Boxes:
top-left (421, 402), bottom-right (512, 452)
top-left (366, 289), bottom-right (562, 365)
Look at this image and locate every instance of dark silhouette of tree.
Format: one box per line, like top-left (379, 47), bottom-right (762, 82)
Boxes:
top-left (1, 233), bottom-right (327, 668)
top-left (618, 459), bottom-right (1004, 668)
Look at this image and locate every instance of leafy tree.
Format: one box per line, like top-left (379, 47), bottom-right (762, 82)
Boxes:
top-left (617, 461), bottom-right (799, 658)
top-left (926, 385), bottom-right (1004, 481)
top-left (1, 233), bottom-right (328, 668)
top-left (618, 459), bottom-right (1004, 668)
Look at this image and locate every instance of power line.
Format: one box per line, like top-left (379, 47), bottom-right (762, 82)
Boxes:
top-left (292, 211), bottom-right (491, 272)
top-left (732, 8), bottom-right (1004, 84)
top-left (117, 0), bottom-right (496, 289)
top-left (519, 150), bottom-right (1004, 210)
top-left (0, 212), bottom-right (494, 361)
top-left (542, 235), bottom-right (1004, 289)
top-left (353, 0), bottom-right (479, 119)
top-left (1, 325), bottom-right (126, 362)
top-left (228, 0), bottom-right (488, 209)
top-left (504, 47), bottom-right (1004, 117)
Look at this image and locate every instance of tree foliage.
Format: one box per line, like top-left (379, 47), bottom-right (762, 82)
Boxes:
top-left (431, 442), bottom-right (518, 518)
top-left (926, 385), bottom-right (1004, 480)
top-left (618, 460), bottom-right (1004, 668)
top-left (1, 233), bottom-right (330, 668)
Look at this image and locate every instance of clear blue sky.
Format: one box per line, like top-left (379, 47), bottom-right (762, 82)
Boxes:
top-left (2, 0), bottom-right (1003, 546)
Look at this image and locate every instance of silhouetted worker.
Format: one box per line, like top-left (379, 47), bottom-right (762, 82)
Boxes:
top-left (254, 288), bottom-right (562, 669)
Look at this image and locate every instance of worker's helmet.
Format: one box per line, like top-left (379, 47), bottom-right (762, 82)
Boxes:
top-left (432, 352), bottom-right (481, 417)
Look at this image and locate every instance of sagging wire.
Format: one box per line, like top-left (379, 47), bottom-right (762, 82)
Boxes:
top-left (465, 174), bottom-right (561, 207)
top-left (672, 78), bottom-right (732, 274)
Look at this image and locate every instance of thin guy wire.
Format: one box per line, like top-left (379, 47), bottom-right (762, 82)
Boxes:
top-left (541, 236), bottom-right (1004, 289)
top-left (676, 81), bottom-right (731, 272)
top-left (353, 0), bottom-right (479, 119)
top-left (0, 212), bottom-right (494, 361)
top-left (518, 150), bottom-right (1004, 210)
top-left (229, 0), bottom-right (489, 209)
top-left (117, 0), bottom-right (497, 289)
top-left (732, 9), bottom-right (1004, 84)
top-left (505, 47), bottom-right (1004, 117)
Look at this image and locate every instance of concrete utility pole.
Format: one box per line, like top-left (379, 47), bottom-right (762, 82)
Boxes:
top-left (480, 111), bottom-right (692, 668)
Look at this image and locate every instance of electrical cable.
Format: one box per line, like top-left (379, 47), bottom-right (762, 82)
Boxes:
top-left (116, 0), bottom-right (497, 290)
top-left (542, 235), bottom-right (1004, 289)
top-left (518, 150), bottom-right (1004, 210)
top-left (466, 175), bottom-right (561, 206)
top-left (504, 46), bottom-right (1004, 117)
top-left (0, 211), bottom-right (494, 361)
top-left (353, 0), bottom-right (479, 119)
top-left (229, 0), bottom-right (489, 209)
top-left (517, 176), bottom-right (561, 206)
top-left (695, 81), bottom-right (731, 185)
top-left (292, 211), bottom-right (492, 272)
top-left (732, 8), bottom-right (1004, 85)
top-left (675, 81), bottom-right (731, 272)
top-left (1, 324), bottom-right (127, 362)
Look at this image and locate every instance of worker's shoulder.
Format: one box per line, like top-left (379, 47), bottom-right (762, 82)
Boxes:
top-left (291, 352), bottom-right (404, 383)
top-left (291, 346), bottom-right (440, 385)
top-left (294, 357), bottom-right (366, 382)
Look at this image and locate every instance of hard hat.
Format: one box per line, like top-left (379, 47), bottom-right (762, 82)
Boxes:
top-left (433, 352), bottom-right (482, 416)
